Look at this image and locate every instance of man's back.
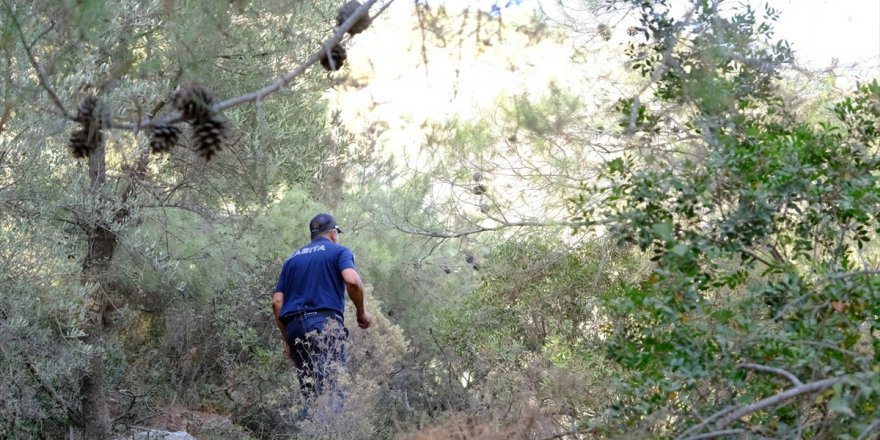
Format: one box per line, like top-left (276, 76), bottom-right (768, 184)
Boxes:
top-left (275, 236), bottom-right (356, 318)
top-left (271, 213), bottom-right (371, 408)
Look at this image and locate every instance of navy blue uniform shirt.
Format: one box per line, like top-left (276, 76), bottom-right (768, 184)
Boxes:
top-left (275, 236), bottom-right (356, 319)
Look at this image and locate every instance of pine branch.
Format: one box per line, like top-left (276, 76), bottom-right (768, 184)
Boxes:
top-left (8, 0), bottom-right (392, 133)
top-left (122, 0), bottom-right (389, 131)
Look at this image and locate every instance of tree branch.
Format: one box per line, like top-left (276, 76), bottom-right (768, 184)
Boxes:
top-left (857, 419), bottom-right (880, 440)
top-left (624, 6), bottom-right (695, 135)
top-left (737, 362), bottom-right (803, 387)
top-left (0, 104), bottom-right (12, 136)
top-left (679, 373), bottom-right (873, 438)
top-left (714, 373), bottom-right (871, 429)
top-left (2, 1), bottom-right (70, 119)
top-left (675, 405), bottom-right (740, 440)
top-left (393, 220), bottom-right (585, 238)
top-left (0, 330), bottom-right (84, 428)
top-left (826, 269), bottom-right (880, 280)
top-left (23, 354), bottom-right (84, 427)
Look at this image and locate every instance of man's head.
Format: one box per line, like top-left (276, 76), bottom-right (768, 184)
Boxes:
top-left (309, 213), bottom-right (344, 241)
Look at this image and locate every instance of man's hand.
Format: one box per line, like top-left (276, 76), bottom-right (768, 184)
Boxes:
top-left (356, 310), bottom-right (373, 329)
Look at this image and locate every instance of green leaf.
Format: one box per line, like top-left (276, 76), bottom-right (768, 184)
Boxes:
top-left (828, 395), bottom-right (855, 417)
top-left (608, 158), bottom-right (626, 174)
top-left (651, 222), bottom-right (674, 241)
top-left (671, 243), bottom-right (689, 257)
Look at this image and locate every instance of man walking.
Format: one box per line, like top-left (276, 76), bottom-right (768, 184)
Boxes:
top-left (272, 213), bottom-right (372, 407)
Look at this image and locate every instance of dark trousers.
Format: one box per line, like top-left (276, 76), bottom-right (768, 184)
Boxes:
top-left (283, 312), bottom-right (349, 400)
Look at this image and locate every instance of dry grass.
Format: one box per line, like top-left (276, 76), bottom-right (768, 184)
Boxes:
top-left (403, 410), bottom-right (581, 440)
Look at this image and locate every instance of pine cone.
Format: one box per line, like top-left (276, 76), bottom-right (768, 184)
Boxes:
top-left (193, 116), bottom-right (227, 161)
top-left (75, 95), bottom-right (110, 130)
top-left (320, 44), bottom-right (347, 71)
top-left (75, 95), bottom-right (97, 125)
top-left (171, 85), bottom-right (215, 122)
top-left (149, 124), bottom-right (180, 154)
top-left (68, 129), bottom-right (103, 158)
top-left (336, 0), bottom-right (371, 35)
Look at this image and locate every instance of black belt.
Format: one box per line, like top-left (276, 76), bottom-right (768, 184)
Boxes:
top-left (280, 309), bottom-right (343, 325)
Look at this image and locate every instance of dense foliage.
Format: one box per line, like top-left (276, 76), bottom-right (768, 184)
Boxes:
top-left (0, 0), bottom-right (877, 439)
top-left (572, 1), bottom-right (880, 438)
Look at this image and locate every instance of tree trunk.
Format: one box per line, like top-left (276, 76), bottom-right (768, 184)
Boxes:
top-left (78, 143), bottom-right (115, 440)
top-left (80, 345), bottom-right (111, 440)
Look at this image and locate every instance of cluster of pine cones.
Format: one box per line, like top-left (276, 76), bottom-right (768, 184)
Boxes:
top-left (69, 85), bottom-right (226, 161)
top-left (321, 0), bottom-right (373, 71)
top-left (68, 2), bottom-right (375, 160)
top-left (149, 84), bottom-right (228, 161)
top-left (68, 95), bottom-right (109, 158)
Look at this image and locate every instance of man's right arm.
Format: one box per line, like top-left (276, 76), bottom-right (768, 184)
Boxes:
top-left (342, 268), bottom-right (372, 329)
top-left (272, 291), bottom-right (292, 359)
top-left (272, 291), bottom-right (285, 338)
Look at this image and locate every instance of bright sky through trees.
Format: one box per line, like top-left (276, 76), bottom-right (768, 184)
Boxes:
top-left (440, 0), bottom-right (879, 73)
top-left (766, 0), bottom-right (879, 70)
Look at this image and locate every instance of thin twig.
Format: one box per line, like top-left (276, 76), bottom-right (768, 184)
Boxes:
top-left (680, 429), bottom-right (747, 440)
top-left (539, 430), bottom-right (580, 440)
top-left (393, 220), bottom-right (584, 238)
top-left (675, 405), bottom-right (740, 440)
top-left (737, 362), bottom-right (803, 387)
top-left (826, 269), bottom-right (880, 279)
top-left (624, 6), bottom-right (696, 135)
top-left (2, 0), bottom-right (70, 119)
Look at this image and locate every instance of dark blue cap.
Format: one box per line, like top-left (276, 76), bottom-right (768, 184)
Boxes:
top-left (309, 213), bottom-right (343, 234)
